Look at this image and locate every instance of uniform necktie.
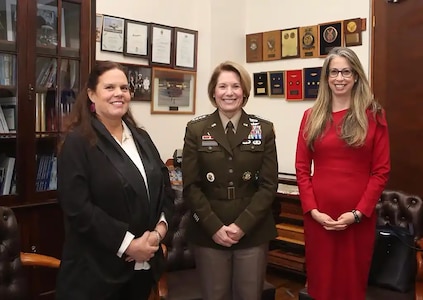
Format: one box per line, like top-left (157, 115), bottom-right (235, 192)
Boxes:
top-left (226, 121), bottom-right (235, 148)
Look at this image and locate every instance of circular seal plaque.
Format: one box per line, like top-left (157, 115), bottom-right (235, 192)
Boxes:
top-left (323, 26), bottom-right (338, 43)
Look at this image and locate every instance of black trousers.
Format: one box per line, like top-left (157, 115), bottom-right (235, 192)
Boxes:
top-left (107, 269), bottom-right (153, 300)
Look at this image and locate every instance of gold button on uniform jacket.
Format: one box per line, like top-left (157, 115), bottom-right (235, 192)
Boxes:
top-left (182, 109), bottom-right (278, 249)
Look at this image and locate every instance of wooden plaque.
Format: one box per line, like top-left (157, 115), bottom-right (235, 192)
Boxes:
top-left (246, 33), bottom-right (263, 62)
top-left (299, 25), bottom-right (319, 58)
top-left (303, 67), bottom-right (322, 100)
top-left (262, 30), bottom-right (281, 61)
top-left (344, 18), bottom-right (362, 46)
top-left (281, 27), bottom-right (299, 59)
top-left (268, 71), bottom-right (285, 97)
top-left (253, 72), bottom-right (268, 96)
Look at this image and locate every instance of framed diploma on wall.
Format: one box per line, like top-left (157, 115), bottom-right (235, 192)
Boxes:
top-left (101, 15), bottom-right (125, 53)
top-left (173, 27), bottom-right (198, 71)
top-left (124, 20), bottom-right (150, 59)
top-left (150, 23), bottom-right (174, 67)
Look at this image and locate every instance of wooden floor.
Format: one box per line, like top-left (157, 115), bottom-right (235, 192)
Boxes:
top-left (266, 268), bottom-right (306, 300)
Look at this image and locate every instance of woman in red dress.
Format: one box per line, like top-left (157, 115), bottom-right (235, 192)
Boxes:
top-left (295, 47), bottom-right (390, 300)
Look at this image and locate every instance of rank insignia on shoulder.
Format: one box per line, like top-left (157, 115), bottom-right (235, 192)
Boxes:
top-left (189, 114), bottom-right (210, 124)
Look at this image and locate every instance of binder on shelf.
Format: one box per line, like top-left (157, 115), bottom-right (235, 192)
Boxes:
top-left (0, 106), bottom-right (9, 133)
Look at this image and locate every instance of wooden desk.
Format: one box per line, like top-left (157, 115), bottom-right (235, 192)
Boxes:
top-left (268, 174), bottom-right (306, 275)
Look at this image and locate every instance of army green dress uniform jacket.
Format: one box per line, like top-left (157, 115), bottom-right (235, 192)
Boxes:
top-left (182, 109), bottom-right (278, 249)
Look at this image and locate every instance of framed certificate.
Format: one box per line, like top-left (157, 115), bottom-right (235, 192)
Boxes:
top-left (124, 20), bottom-right (150, 58)
top-left (299, 25), bottom-right (319, 58)
top-left (344, 18), bottom-right (362, 47)
top-left (174, 27), bottom-right (198, 71)
top-left (101, 15), bottom-right (125, 53)
top-left (281, 27), bottom-right (299, 59)
top-left (319, 21), bottom-right (343, 57)
top-left (262, 30), bottom-right (281, 61)
top-left (268, 71), bottom-right (285, 97)
top-left (95, 14), bottom-right (103, 43)
top-left (286, 69), bottom-right (303, 101)
top-left (246, 33), bottom-right (263, 63)
top-left (253, 72), bottom-right (268, 96)
top-left (303, 67), bottom-right (322, 100)
top-left (150, 23), bottom-right (174, 67)
top-left (151, 67), bottom-right (196, 114)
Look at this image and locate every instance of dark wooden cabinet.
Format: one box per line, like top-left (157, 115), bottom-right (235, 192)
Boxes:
top-left (0, 0), bottom-right (95, 298)
top-left (268, 174), bottom-right (306, 275)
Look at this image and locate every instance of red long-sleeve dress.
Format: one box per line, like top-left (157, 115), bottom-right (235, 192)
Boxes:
top-left (295, 108), bottom-right (390, 300)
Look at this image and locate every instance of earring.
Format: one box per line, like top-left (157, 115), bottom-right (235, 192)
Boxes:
top-left (90, 102), bottom-right (96, 112)
top-left (355, 79), bottom-right (358, 83)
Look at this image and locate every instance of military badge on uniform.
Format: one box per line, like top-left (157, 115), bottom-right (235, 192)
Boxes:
top-left (242, 171), bottom-right (252, 181)
top-left (206, 172), bottom-right (215, 182)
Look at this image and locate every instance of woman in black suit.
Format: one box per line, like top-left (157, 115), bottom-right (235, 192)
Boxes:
top-left (56, 61), bottom-right (174, 300)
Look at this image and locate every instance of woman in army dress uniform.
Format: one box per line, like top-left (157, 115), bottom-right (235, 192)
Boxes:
top-left (182, 61), bottom-right (278, 300)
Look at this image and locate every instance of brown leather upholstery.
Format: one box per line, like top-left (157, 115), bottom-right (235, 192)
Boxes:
top-left (299, 190), bottom-right (423, 300)
top-left (158, 187), bottom-right (276, 300)
top-left (0, 206), bottom-right (28, 299)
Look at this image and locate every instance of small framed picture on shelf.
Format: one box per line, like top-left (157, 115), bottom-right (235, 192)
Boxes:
top-left (121, 63), bottom-right (152, 102)
top-left (150, 23), bottom-right (174, 67)
top-left (101, 15), bottom-right (125, 53)
top-left (95, 14), bottom-right (103, 43)
top-left (151, 67), bottom-right (196, 114)
top-left (173, 27), bottom-right (198, 71)
top-left (123, 20), bottom-right (150, 59)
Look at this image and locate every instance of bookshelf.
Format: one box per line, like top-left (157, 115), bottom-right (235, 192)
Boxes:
top-left (268, 173), bottom-right (306, 275)
top-left (0, 0), bottom-right (95, 298)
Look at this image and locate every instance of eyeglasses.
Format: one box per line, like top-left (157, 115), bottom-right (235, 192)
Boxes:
top-left (328, 68), bottom-right (353, 78)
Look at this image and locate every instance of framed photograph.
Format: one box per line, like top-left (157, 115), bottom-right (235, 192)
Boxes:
top-left (101, 15), bottom-right (125, 53)
top-left (95, 14), bottom-right (103, 42)
top-left (121, 63), bottom-right (152, 102)
top-left (268, 71), bottom-right (285, 97)
top-left (281, 27), bottom-right (300, 59)
top-left (124, 19), bottom-right (150, 58)
top-left (150, 24), bottom-right (174, 67)
top-left (174, 27), bottom-right (198, 71)
top-left (151, 67), bottom-right (196, 114)
top-left (6, 0), bottom-right (65, 46)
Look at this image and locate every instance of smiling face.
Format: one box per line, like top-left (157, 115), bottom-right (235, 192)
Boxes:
top-left (88, 68), bottom-right (131, 124)
top-left (214, 70), bottom-right (244, 118)
top-left (328, 56), bottom-right (357, 99)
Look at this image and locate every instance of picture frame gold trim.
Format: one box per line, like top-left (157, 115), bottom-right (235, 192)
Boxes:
top-left (268, 71), bottom-right (285, 97)
top-left (151, 67), bottom-right (196, 114)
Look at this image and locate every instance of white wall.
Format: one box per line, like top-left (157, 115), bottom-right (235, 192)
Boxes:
top-left (96, 0), bottom-right (372, 172)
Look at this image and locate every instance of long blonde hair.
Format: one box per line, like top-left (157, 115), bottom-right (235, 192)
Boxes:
top-left (304, 47), bottom-right (382, 149)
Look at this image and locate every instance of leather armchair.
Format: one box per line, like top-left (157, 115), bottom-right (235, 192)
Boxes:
top-left (0, 206), bottom-right (158, 300)
top-left (157, 186), bottom-right (276, 300)
top-left (299, 190), bottom-right (423, 300)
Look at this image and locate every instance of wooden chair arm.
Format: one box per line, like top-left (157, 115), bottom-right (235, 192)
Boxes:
top-left (20, 252), bottom-right (60, 268)
top-left (157, 244), bottom-right (169, 299)
top-left (417, 239), bottom-right (423, 281)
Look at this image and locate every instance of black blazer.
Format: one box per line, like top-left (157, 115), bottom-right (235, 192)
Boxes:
top-left (56, 118), bottom-right (174, 299)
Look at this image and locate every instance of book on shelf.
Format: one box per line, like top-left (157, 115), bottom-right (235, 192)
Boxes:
top-left (0, 106), bottom-right (9, 133)
top-left (0, 154), bottom-right (16, 195)
top-left (0, 55), bottom-right (16, 86)
top-left (35, 154), bottom-right (57, 191)
top-left (0, 97), bottom-right (17, 132)
top-left (276, 223), bottom-right (305, 245)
